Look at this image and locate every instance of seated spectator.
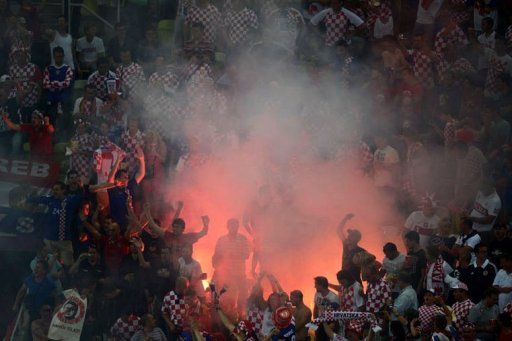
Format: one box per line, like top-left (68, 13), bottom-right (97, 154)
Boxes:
top-left (451, 282), bottom-right (474, 332)
top-left (130, 313), bottom-right (166, 341)
top-left (110, 309), bottom-right (141, 341)
top-left (493, 253), bottom-right (512, 312)
top-left (72, 84), bottom-right (104, 117)
top-left (76, 23), bottom-right (105, 75)
top-left (468, 287), bottom-right (500, 340)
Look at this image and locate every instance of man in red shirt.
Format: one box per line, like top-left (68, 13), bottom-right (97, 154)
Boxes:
top-left (3, 109), bottom-right (54, 157)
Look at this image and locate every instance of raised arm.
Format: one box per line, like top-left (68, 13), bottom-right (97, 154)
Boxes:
top-left (197, 215), bottom-right (210, 239)
top-left (336, 213), bottom-right (354, 241)
top-left (134, 145), bottom-right (146, 184)
top-left (2, 113), bottom-right (21, 131)
top-left (144, 203), bottom-right (165, 238)
top-left (173, 201), bottom-right (184, 221)
top-left (266, 273), bottom-right (284, 293)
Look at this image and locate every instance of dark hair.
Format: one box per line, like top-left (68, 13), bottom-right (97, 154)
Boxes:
top-left (336, 270), bottom-right (354, 283)
top-left (115, 169), bottom-right (128, 179)
top-left (314, 276), bottom-right (329, 289)
top-left (500, 253), bottom-right (512, 262)
top-left (57, 14), bottom-right (67, 21)
top-left (52, 46), bottom-right (64, 56)
top-left (172, 218), bottom-right (186, 228)
top-left (84, 83), bottom-right (96, 92)
top-left (482, 17), bottom-right (494, 28)
top-left (390, 321), bottom-right (406, 340)
top-left (404, 230), bottom-right (420, 244)
top-left (433, 314), bottom-right (448, 330)
top-left (499, 312), bottom-right (512, 328)
top-left (53, 181), bottom-right (67, 192)
top-left (290, 290), bottom-right (303, 299)
top-left (383, 242), bottom-right (398, 253)
top-left (474, 243), bottom-right (487, 253)
top-left (97, 57), bottom-right (109, 66)
top-left (460, 217), bottom-right (473, 229)
top-left (36, 259), bottom-right (49, 271)
top-left (484, 287), bottom-right (499, 298)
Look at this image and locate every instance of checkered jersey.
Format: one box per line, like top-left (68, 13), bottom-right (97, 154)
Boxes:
top-left (162, 291), bottom-right (188, 327)
top-left (366, 4), bottom-right (392, 33)
top-left (506, 26), bottom-right (512, 45)
top-left (120, 130), bottom-right (145, 176)
top-left (407, 49), bottom-right (434, 88)
top-left (43, 65), bottom-right (73, 90)
top-left (88, 70), bottom-right (119, 101)
top-left (247, 308), bottom-right (264, 334)
top-left (485, 54), bottom-right (510, 97)
top-left (324, 10), bottom-right (349, 46)
top-left (434, 25), bottom-right (468, 56)
top-left (110, 315), bottom-right (142, 341)
top-left (148, 70), bottom-right (180, 93)
top-left (437, 57), bottom-right (475, 82)
top-left (418, 305), bottom-right (445, 335)
top-left (70, 132), bottom-right (97, 179)
top-left (339, 285), bottom-right (356, 311)
top-left (185, 4), bottom-right (221, 44)
top-left (449, 0), bottom-right (471, 25)
top-left (116, 63), bottom-right (145, 93)
top-left (452, 299), bottom-right (474, 331)
top-left (9, 63), bottom-right (42, 108)
top-left (366, 277), bottom-right (391, 314)
top-left (224, 7), bottom-right (259, 45)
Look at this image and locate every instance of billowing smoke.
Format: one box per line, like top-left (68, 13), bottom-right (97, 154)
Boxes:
top-left (153, 51), bottom-right (403, 305)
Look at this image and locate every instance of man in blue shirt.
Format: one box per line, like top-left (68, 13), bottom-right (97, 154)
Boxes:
top-left (27, 181), bottom-right (82, 266)
top-left (92, 146), bottom-right (145, 232)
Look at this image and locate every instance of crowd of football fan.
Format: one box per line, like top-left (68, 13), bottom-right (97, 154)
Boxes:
top-left (2, 0), bottom-right (512, 340)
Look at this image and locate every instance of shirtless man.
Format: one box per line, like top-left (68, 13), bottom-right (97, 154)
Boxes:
top-left (290, 290), bottom-right (312, 341)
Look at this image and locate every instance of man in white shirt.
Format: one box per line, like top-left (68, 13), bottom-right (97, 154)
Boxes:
top-left (382, 242), bottom-right (406, 297)
top-left (415, 0), bottom-right (444, 42)
top-left (76, 24), bottom-right (105, 72)
top-left (404, 196), bottom-right (440, 249)
top-left (454, 218), bottom-right (481, 261)
top-left (48, 15), bottom-right (75, 69)
top-left (313, 276), bottom-right (339, 318)
top-left (493, 254), bottom-right (512, 312)
top-left (467, 180), bottom-right (501, 243)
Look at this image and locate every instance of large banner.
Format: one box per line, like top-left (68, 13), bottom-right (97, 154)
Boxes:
top-left (0, 157), bottom-right (60, 188)
top-left (48, 289), bottom-right (87, 341)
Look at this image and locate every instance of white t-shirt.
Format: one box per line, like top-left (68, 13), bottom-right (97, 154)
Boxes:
top-left (493, 269), bottom-right (512, 311)
top-left (416, 0), bottom-right (444, 25)
top-left (314, 290), bottom-right (340, 312)
top-left (477, 31), bottom-right (496, 70)
top-left (76, 36), bottom-right (105, 64)
top-left (404, 211), bottom-right (440, 249)
top-left (383, 253), bottom-right (406, 292)
top-left (470, 190), bottom-right (501, 232)
top-left (50, 31), bottom-right (75, 69)
top-left (373, 145), bottom-right (399, 188)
